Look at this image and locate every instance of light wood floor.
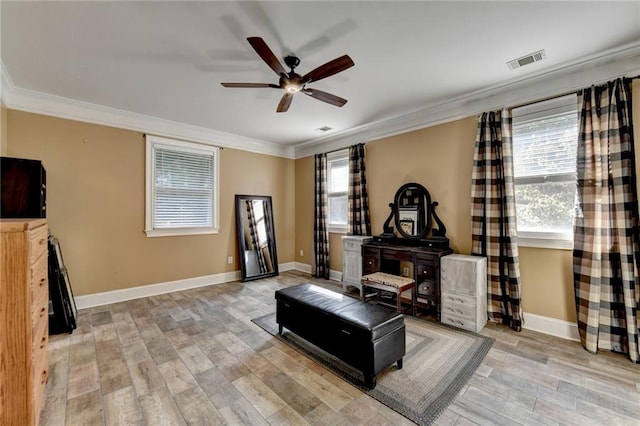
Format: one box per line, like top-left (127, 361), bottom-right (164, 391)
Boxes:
top-left (41, 270), bottom-right (640, 425)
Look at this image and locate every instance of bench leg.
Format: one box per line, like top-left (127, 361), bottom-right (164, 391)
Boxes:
top-left (397, 358), bottom-right (403, 369)
top-left (278, 324), bottom-right (283, 335)
top-left (365, 375), bottom-right (377, 389)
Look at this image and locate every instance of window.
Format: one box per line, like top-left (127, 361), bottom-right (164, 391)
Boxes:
top-left (145, 135), bottom-right (219, 237)
top-left (512, 94), bottom-right (578, 249)
top-left (327, 149), bottom-right (349, 232)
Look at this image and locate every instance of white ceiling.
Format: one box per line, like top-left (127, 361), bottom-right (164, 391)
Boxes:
top-left (2, 1), bottom-right (640, 156)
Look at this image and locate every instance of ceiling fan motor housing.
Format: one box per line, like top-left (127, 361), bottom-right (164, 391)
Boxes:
top-left (284, 55), bottom-right (300, 71)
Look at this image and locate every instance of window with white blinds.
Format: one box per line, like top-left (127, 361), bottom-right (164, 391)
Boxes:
top-left (327, 149), bottom-right (349, 232)
top-left (145, 135), bottom-right (219, 237)
top-left (512, 94), bottom-right (578, 249)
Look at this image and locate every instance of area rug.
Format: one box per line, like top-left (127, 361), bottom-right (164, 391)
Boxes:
top-left (252, 312), bottom-right (493, 425)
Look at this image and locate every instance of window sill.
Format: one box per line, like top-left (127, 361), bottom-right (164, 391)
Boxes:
top-left (517, 235), bottom-right (572, 250)
top-left (327, 225), bottom-right (347, 234)
top-left (145, 227), bottom-right (219, 238)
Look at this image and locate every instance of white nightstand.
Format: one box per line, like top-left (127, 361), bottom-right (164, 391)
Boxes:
top-left (440, 254), bottom-right (487, 332)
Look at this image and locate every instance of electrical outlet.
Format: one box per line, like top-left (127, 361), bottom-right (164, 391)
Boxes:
top-left (227, 256), bottom-right (233, 264)
top-left (299, 249), bottom-right (304, 257)
top-left (402, 266), bottom-right (409, 276)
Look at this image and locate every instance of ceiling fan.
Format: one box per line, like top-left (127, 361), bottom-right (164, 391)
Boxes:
top-left (221, 37), bottom-right (354, 113)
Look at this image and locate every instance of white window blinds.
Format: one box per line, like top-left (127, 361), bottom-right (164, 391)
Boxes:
top-left (145, 135), bottom-right (219, 237)
top-left (512, 94), bottom-right (578, 248)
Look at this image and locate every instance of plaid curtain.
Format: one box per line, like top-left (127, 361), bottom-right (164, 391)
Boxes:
top-left (574, 78), bottom-right (639, 363)
top-left (246, 200), bottom-right (267, 273)
top-left (314, 153), bottom-right (330, 279)
top-left (348, 143), bottom-right (371, 236)
top-left (471, 110), bottom-right (523, 332)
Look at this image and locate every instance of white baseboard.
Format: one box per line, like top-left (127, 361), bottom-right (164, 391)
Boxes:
top-left (294, 262), bottom-right (311, 274)
top-left (279, 262), bottom-right (296, 272)
top-left (76, 262), bottom-right (301, 310)
top-left (293, 262), bottom-right (341, 282)
top-left (75, 270), bottom-right (240, 310)
top-left (523, 311), bottom-right (580, 341)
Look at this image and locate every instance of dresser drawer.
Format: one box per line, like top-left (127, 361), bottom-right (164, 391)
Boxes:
top-left (31, 352), bottom-right (49, 424)
top-left (441, 313), bottom-right (479, 332)
top-left (30, 253), bottom-right (48, 295)
top-left (441, 292), bottom-right (477, 307)
top-left (344, 239), bottom-right (363, 252)
top-left (31, 286), bottom-right (49, 331)
top-left (441, 301), bottom-right (477, 320)
top-left (32, 313), bottom-right (48, 355)
top-left (28, 225), bottom-right (48, 263)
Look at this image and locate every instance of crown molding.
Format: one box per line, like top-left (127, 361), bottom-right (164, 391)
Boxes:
top-left (3, 41), bottom-right (639, 161)
top-left (0, 65), bottom-right (294, 159)
top-left (293, 41), bottom-right (640, 159)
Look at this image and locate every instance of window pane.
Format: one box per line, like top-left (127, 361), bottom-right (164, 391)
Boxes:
top-left (513, 112), bottom-right (578, 178)
top-left (154, 145), bottom-right (215, 229)
top-left (329, 195), bottom-right (347, 225)
top-left (328, 159), bottom-right (348, 193)
top-left (514, 180), bottom-right (575, 233)
top-left (512, 95), bottom-right (578, 240)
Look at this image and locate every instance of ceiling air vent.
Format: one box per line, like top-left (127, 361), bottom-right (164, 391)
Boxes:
top-left (316, 126), bottom-right (333, 132)
top-left (507, 49), bottom-right (546, 70)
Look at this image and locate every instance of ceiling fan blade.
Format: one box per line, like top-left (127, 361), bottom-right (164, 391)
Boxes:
top-left (277, 93), bottom-right (293, 113)
top-left (302, 55), bottom-right (354, 84)
top-left (303, 88), bottom-right (348, 107)
top-left (221, 83), bottom-right (280, 88)
top-left (247, 37), bottom-right (287, 77)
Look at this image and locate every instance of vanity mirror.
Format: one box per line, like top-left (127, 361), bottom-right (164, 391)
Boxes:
top-left (394, 182), bottom-right (433, 239)
top-left (377, 182), bottom-right (448, 247)
top-left (235, 195), bottom-right (278, 282)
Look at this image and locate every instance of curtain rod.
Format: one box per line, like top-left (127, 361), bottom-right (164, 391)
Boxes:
top-left (143, 133), bottom-right (224, 150)
top-left (325, 142), bottom-right (368, 155)
top-left (507, 73), bottom-right (640, 111)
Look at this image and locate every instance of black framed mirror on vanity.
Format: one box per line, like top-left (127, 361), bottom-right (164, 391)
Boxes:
top-left (235, 195), bottom-right (279, 282)
top-left (362, 183), bottom-right (452, 319)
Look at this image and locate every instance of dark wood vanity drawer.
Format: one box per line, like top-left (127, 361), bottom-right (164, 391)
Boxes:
top-left (381, 248), bottom-right (412, 261)
top-left (417, 280), bottom-right (436, 297)
top-left (415, 262), bottom-right (435, 280)
top-left (362, 247), bottom-right (381, 275)
top-left (362, 255), bottom-right (379, 275)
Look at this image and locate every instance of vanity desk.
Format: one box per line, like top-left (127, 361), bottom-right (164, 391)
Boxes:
top-left (359, 182), bottom-right (453, 319)
top-left (362, 241), bottom-right (452, 318)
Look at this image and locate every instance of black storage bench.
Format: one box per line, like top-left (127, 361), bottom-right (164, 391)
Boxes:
top-left (275, 283), bottom-right (405, 388)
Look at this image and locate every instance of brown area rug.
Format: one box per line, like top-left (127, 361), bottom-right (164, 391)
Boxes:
top-left (252, 312), bottom-right (493, 425)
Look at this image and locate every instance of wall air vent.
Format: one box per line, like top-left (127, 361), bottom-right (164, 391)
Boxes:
top-left (507, 49), bottom-right (547, 70)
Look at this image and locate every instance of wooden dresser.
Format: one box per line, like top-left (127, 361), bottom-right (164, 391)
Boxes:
top-left (1, 219), bottom-right (49, 426)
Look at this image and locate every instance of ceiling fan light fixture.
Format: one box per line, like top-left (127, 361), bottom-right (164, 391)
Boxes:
top-left (284, 82), bottom-right (302, 93)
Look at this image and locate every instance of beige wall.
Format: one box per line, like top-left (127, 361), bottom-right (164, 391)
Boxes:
top-left (6, 110), bottom-right (294, 296)
top-left (0, 103), bottom-right (7, 156)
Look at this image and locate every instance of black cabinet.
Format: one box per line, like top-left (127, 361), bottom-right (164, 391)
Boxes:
top-left (362, 241), bottom-right (452, 319)
top-left (0, 156), bottom-right (46, 218)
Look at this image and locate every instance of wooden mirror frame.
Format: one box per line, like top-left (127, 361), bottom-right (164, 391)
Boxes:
top-left (393, 182), bottom-right (433, 240)
top-left (235, 194), bottom-right (279, 282)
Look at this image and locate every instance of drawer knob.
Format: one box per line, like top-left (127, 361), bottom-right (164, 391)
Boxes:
top-left (40, 307), bottom-right (46, 317)
top-left (39, 278), bottom-right (46, 286)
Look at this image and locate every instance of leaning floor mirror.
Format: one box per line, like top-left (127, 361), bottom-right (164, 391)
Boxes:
top-left (235, 195), bottom-right (279, 282)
